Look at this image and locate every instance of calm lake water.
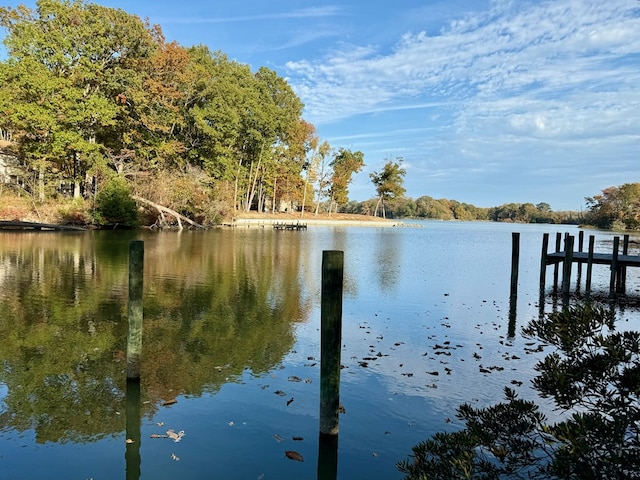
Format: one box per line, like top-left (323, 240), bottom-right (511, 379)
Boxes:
top-left (1, 221), bottom-right (639, 480)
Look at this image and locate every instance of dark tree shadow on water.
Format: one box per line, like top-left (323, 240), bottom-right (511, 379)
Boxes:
top-left (398, 302), bottom-right (640, 480)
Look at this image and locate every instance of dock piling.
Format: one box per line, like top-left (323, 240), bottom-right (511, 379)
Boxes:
top-left (540, 233), bottom-right (549, 293)
top-left (320, 250), bottom-right (344, 437)
top-left (553, 233), bottom-right (562, 290)
top-left (127, 240), bottom-right (144, 380)
top-left (586, 235), bottom-right (595, 299)
top-left (562, 235), bottom-right (574, 299)
top-left (609, 236), bottom-right (620, 298)
top-left (510, 232), bottom-right (520, 301)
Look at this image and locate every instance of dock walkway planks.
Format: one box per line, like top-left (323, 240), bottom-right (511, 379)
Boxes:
top-left (540, 231), bottom-right (639, 298)
top-left (545, 251), bottom-right (640, 267)
top-left (273, 222), bottom-right (307, 231)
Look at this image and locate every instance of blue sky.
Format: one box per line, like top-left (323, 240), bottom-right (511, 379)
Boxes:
top-left (2, 0), bottom-right (639, 210)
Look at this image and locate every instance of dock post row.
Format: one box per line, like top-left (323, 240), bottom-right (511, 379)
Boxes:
top-left (539, 232), bottom-right (637, 298)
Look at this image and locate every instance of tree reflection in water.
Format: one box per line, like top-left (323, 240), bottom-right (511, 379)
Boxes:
top-left (0, 230), bottom-right (309, 445)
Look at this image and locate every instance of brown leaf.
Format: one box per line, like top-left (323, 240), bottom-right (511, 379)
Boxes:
top-left (285, 450), bottom-right (304, 462)
top-left (162, 399), bottom-right (177, 406)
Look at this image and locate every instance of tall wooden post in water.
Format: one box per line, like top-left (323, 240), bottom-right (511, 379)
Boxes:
top-left (510, 232), bottom-right (520, 300)
top-left (609, 236), bottom-right (620, 299)
top-left (320, 250), bottom-right (344, 437)
top-left (127, 240), bottom-right (144, 379)
top-left (562, 235), bottom-right (574, 303)
top-left (585, 235), bottom-right (595, 300)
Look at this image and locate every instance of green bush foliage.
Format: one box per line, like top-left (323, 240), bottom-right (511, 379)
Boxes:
top-left (93, 177), bottom-right (139, 227)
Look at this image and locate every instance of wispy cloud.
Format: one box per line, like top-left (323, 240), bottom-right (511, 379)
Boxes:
top-left (286, 0), bottom-right (640, 141)
top-left (157, 6), bottom-right (343, 25)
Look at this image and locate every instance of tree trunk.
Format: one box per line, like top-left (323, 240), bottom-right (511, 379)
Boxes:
top-left (38, 166), bottom-right (45, 202)
top-left (374, 195), bottom-right (382, 217)
top-left (300, 171), bottom-right (309, 218)
top-left (132, 195), bottom-right (205, 230)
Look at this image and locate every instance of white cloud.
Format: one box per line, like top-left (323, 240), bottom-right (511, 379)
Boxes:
top-left (286, 0), bottom-right (640, 138)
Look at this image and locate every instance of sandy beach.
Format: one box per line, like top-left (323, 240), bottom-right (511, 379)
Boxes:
top-left (228, 211), bottom-right (403, 227)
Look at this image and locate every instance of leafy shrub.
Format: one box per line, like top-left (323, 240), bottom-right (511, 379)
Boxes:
top-left (57, 198), bottom-right (91, 225)
top-left (93, 177), bottom-right (138, 227)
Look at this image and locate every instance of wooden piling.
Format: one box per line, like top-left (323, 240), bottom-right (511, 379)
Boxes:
top-left (320, 250), bottom-right (344, 437)
top-left (619, 235), bottom-right (630, 294)
top-left (586, 235), bottom-right (595, 299)
top-left (127, 240), bottom-right (144, 379)
top-left (540, 233), bottom-right (549, 292)
top-left (510, 232), bottom-right (520, 301)
top-left (576, 231), bottom-right (584, 290)
top-left (317, 434), bottom-right (339, 480)
top-left (609, 236), bottom-right (619, 298)
top-left (562, 235), bottom-right (574, 298)
top-left (125, 378), bottom-right (141, 480)
top-left (553, 232), bottom-right (562, 289)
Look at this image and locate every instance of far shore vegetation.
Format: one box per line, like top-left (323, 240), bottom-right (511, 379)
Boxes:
top-left (1, 1), bottom-right (637, 231)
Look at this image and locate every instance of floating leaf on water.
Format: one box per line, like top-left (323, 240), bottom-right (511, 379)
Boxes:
top-left (150, 434), bottom-right (168, 439)
top-left (228, 421), bottom-right (235, 427)
top-left (273, 433), bottom-right (285, 443)
top-left (338, 404), bottom-right (346, 414)
top-left (171, 453), bottom-right (180, 462)
top-left (288, 375), bottom-right (302, 382)
top-left (304, 378), bottom-right (312, 383)
top-left (285, 450), bottom-right (304, 462)
top-left (292, 436), bottom-right (304, 441)
top-left (157, 422), bottom-right (164, 427)
top-left (162, 399), bottom-right (177, 406)
top-left (286, 397), bottom-right (294, 406)
top-left (274, 390), bottom-right (287, 396)
top-left (167, 429), bottom-right (186, 442)
top-left (125, 438), bottom-right (134, 444)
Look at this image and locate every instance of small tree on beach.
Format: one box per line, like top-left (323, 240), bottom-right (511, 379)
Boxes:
top-left (370, 157), bottom-right (406, 218)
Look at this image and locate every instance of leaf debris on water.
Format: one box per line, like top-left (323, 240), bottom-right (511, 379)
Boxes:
top-left (285, 450), bottom-right (304, 462)
top-left (166, 429), bottom-right (186, 442)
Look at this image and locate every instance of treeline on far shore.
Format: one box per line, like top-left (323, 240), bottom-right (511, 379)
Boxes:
top-left (341, 196), bottom-right (583, 224)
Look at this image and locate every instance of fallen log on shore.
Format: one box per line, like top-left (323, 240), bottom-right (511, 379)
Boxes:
top-left (0, 220), bottom-right (86, 231)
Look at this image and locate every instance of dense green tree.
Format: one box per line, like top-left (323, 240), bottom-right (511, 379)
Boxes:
top-left (327, 148), bottom-right (365, 215)
top-left (370, 157), bottom-right (406, 218)
top-left (0, 0), bottom-right (311, 222)
top-left (0, 0), bottom-right (157, 198)
top-left (586, 183), bottom-right (640, 230)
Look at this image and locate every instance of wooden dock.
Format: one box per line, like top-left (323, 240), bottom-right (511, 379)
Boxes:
top-left (540, 231), bottom-right (639, 298)
top-left (273, 222), bottom-right (307, 231)
top-left (0, 220), bottom-right (85, 231)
